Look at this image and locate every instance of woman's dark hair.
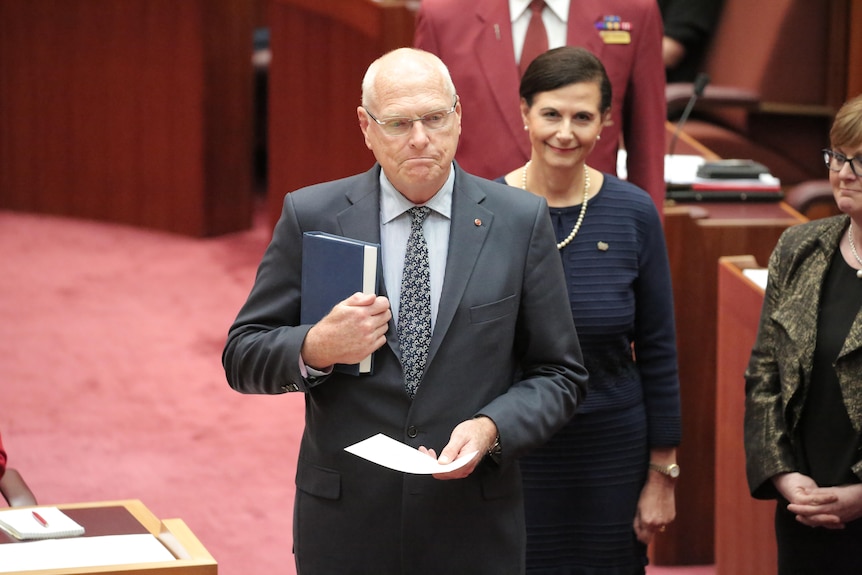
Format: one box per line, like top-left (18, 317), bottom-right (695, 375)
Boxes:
top-left (519, 46), bottom-right (612, 113)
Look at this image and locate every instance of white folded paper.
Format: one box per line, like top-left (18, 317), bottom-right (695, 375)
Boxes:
top-left (345, 433), bottom-right (479, 474)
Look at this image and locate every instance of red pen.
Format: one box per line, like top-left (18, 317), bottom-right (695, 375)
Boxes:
top-left (32, 511), bottom-right (49, 528)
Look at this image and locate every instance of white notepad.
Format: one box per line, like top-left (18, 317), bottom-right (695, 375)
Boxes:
top-left (0, 506), bottom-right (85, 540)
top-left (0, 533), bottom-right (175, 572)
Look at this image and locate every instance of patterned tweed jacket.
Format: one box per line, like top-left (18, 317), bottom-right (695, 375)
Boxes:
top-left (744, 214), bottom-right (862, 499)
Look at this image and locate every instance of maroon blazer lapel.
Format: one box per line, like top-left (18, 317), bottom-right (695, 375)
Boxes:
top-left (565, 0), bottom-right (606, 57)
top-left (473, 0), bottom-right (530, 160)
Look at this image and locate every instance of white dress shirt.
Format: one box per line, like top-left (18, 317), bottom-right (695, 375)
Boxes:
top-left (379, 166), bottom-right (453, 331)
top-left (509, 0), bottom-right (570, 64)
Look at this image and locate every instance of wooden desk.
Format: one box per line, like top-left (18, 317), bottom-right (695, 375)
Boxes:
top-left (714, 256), bottom-right (778, 575)
top-left (651, 201), bottom-right (805, 565)
top-left (0, 500), bottom-right (217, 575)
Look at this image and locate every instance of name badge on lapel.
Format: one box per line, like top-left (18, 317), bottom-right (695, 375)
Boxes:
top-left (595, 15), bottom-right (632, 45)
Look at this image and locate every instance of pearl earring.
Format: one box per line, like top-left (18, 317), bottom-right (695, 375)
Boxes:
top-left (596, 134), bottom-right (602, 141)
top-left (524, 125), bottom-right (529, 131)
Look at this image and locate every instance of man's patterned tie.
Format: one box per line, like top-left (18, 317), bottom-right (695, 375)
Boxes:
top-left (398, 206), bottom-right (432, 398)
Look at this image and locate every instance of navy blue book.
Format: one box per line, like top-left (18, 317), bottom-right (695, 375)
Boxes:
top-left (301, 231), bottom-right (380, 374)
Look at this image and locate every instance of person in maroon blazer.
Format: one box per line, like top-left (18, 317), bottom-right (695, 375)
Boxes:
top-left (415, 0), bottom-right (667, 211)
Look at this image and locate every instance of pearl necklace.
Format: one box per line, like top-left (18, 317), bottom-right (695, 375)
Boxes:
top-left (848, 224), bottom-right (862, 278)
top-left (522, 161), bottom-right (590, 250)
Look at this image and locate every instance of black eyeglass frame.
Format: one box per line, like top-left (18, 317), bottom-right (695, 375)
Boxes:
top-left (823, 148), bottom-right (862, 177)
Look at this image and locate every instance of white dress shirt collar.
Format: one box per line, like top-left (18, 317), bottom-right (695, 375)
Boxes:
top-left (509, 0), bottom-right (570, 62)
top-left (509, 0), bottom-right (569, 24)
top-left (379, 165), bottom-right (454, 223)
top-left (378, 165), bottom-right (454, 330)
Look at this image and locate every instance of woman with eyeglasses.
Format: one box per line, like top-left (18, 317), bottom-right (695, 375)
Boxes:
top-left (745, 93), bottom-right (862, 574)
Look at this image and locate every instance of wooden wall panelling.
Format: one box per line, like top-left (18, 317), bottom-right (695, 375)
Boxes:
top-left (849, 0), bottom-right (862, 98)
top-left (652, 202), bottom-right (805, 565)
top-left (714, 256), bottom-right (779, 575)
top-left (267, 0), bottom-right (415, 229)
top-left (0, 0), bottom-right (253, 236)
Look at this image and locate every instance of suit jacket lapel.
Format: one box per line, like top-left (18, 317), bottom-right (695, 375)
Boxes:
top-left (839, 305), bottom-right (862, 432)
top-left (830, 219), bottom-right (862, 430)
top-left (775, 218), bottom-right (862, 428)
top-left (834, 216), bottom-right (862, 362)
top-left (425, 166), bottom-right (492, 368)
top-left (771, 225), bottom-right (837, 417)
top-left (334, 167), bottom-right (402, 356)
top-left (337, 166), bottom-right (383, 244)
top-left (355, 166), bottom-right (493, 371)
top-left (474, 0), bottom-right (529, 159)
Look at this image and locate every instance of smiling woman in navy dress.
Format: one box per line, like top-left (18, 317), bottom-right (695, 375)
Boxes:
top-left (498, 46), bottom-right (682, 574)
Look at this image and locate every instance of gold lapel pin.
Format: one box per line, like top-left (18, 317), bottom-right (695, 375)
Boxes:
top-left (597, 241), bottom-right (609, 251)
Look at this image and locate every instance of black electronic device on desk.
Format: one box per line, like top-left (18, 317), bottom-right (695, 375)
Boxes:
top-left (666, 158), bottom-right (783, 202)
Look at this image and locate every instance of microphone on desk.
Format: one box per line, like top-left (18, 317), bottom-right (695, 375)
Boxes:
top-left (668, 72), bottom-right (711, 157)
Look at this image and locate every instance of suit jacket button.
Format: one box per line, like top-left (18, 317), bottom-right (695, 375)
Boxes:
top-left (407, 426), bottom-right (418, 438)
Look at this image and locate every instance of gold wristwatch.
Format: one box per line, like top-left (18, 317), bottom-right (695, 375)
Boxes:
top-left (649, 462), bottom-right (680, 479)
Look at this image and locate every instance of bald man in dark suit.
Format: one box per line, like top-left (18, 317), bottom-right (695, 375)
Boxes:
top-left (223, 48), bottom-right (588, 575)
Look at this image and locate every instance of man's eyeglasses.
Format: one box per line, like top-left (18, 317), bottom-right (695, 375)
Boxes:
top-left (823, 149), bottom-right (862, 177)
top-left (364, 97), bottom-right (458, 137)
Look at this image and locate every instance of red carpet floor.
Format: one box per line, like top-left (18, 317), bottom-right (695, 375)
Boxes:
top-left (1, 206), bottom-right (304, 574)
top-left (0, 207), bottom-right (713, 575)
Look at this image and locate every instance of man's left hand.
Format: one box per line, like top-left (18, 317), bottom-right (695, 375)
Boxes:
top-left (418, 416), bottom-right (498, 480)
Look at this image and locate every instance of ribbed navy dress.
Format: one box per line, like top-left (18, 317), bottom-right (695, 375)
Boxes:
top-left (501, 174), bottom-right (682, 574)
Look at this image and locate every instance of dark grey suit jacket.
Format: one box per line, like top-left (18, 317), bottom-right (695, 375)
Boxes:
top-left (224, 163), bottom-right (588, 574)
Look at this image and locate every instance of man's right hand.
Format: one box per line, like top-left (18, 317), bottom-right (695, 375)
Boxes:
top-left (301, 293), bottom-right (391, 370)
